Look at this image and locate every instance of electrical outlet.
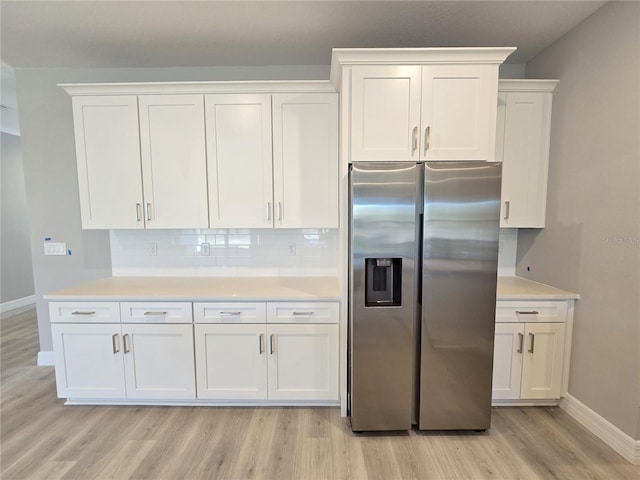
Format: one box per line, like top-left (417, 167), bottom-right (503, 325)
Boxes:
top-left (44, 242), bottom-right (67, 256)
top-left (287, 242), bottom-right (297, 256)
top-left (149, 242), bottom-right (158, 256)
top-left (200, 243), bottom-right (210, 256)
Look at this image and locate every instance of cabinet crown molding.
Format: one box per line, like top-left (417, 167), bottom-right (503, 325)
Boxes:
top-left (499, 79), bottom-right (559, 92)
top-left (59, 80), bottom-right (336, 96)
top-left (330, 47), bottom-right (516, 88)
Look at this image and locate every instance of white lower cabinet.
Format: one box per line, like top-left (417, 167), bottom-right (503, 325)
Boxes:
top-left (50, 302), bottom-right (196, 401)
top-left (492, 301), bottom-right (568, 402)
top-left (194, 302), bottom-right (339, 403)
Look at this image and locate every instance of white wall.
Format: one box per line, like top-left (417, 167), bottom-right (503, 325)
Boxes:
top-left (15, 65), bottom-right (330, 354)
top-left (517, 1), bottom-right (640, 439)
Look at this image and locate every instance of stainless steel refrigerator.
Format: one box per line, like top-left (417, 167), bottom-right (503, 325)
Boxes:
top-left (349, 161), bottom-right (502, 431)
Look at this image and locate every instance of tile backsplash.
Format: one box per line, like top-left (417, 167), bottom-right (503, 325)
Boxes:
top-left (110, 229), bottom-right (338, 277)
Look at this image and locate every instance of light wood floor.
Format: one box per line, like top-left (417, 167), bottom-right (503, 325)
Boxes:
top-left (1, 307), bottom-right (638, 480)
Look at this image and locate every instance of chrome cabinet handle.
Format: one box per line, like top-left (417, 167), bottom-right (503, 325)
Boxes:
top-left (146, 203), bottom-right (152, 221)
top-left (136, 203), bottom-right (142, 221)
top-left (219, 311), bottom-right (241, 317)
top-left (528, 333), bottom-right (535, 354)
top-left (517, 333), bottom-right (524, 354)
top-left (516, 310), bottom-right (539, 315)
top-left (112, 334), bottom-right (120, 354)
top-left (292, 311), bottom-right (314, 317)
top-left (123, 334), bottom-right (131, 354)
top-left (504, 201), bottom-right (510, 220)
top-left (259, 334), bottom-right (265, 354)
top-left (424, 126), bottom-right (430, 155)
top-left (72, 311), bottom-right (96, 316)
top-left (144, 311), bottom-right (167, 316)
top-left (276, 202), bottom-right (282, 222)
top-left (265, 202), bottom-right (272, 222)
top-left (411, 126), bottom-right (418, 154)
top-left (270, 334), bottom-right (275, 355)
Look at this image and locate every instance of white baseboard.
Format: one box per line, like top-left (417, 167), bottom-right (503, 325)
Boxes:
top-left (0, 295), bottom-right (35, 315)
top-left (37, 351), bottom-right (55, 366)
top-left (560, 394), bottom-right (640, 464)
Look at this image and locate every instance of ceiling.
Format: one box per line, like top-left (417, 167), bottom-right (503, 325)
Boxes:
top-left (1, 1), bottom-right (607, 69)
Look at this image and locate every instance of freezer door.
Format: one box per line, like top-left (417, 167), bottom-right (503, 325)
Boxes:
top-left (419, 161), bottom-right (502, 430)
top-left (349, 162), bottom-right (419, 431)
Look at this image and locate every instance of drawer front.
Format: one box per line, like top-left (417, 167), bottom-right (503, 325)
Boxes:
top-left (496, 301), bottom-right (568, 323)
top-left (267, 302), bottom-right (339, 324)
top-left (49, 302), bottom-right (121, 323)
top-left (193, 302), bottom-right (267, 324)
top-left (120, 302), bottom-right (193, 324)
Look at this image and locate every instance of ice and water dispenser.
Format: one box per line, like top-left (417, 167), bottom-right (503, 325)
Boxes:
top-left (364, 258), bottom-right (402, 307)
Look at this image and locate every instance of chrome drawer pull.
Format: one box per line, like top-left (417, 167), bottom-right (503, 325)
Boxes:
top-left (292, 311), bottom-right (314, 317)
top-left (270, 334), bottom-right (275, 355)
top-left (112, 334), bottom-right (120, 354)
top-left (517, 333), bottom-right (524, 354)
top-left (144, 311), bottom-right (167, 316)
top-left (123, 334), bottom-right (131, 354)
top-left (259, 334), bottom-right (265, 354)
top-left (219, 311), bottom-right (241, 317)
top-left (516, 310), bottom-right (539, 315)
top-left (72, 311), bottom-right (96, 316)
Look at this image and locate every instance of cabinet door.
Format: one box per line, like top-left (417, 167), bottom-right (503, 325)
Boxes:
top-left (267, 324), bottom-right (338, 401)
top-left (492, 323), bottom-right (524, 400)
top-left (205, 94), bottom-right (273, 228)
top-left (351, 65), bottom-right (422, 161)
top-left (72, 96), bottom-right (144, 229)
top-left (499, 91), bottom-right (552, 227)
top-left (194, 324), bottom-right (267, 400)
top-left (138, 95), bottom-right (209, 228)
top-left (121, 324), bottom-right (196, 399)
top-left (51, 323), bottom-right (125, 398)
top-left (421, 65), bottom-right (495, 161)
top-left (521, 323), bottom-right (566, 399)
top-left (272, 93), bottom-right (339, 228)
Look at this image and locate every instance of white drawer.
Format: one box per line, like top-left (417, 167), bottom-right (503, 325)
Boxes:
top-left (496, 301), bottom-right (568, 323)
top-left (267, 302), bottom-right (339, 324)
top-left (120, 302), bottom-right (193, 323)
top-left (193, 302), bottom-right (267, 323)
top-left (49, 302), bottom-right (120, 323)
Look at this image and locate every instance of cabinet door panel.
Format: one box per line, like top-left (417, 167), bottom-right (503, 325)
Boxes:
top-left (272, 93), bottom-right (339, 228)
top-left (267, 324), bottom-right (338, 401)
top-left (138, 95), bottom-right (208, 228)
top-left (351, 66), bottom-right (422, 161)
top-left (521, 323), bottom-right (565, 399)
top-left (122, 324), bottom-right (195, 399)
top-left (422, 65), bottom-right (495, 160)
top-left (51, 323), bottom-right (125, 398)
top-left (492, 323), bottom-right (524, 400)
top-left (499, 92), bottom-right (551, 227)
top-left (205, 94), bottom-right (273, 228)
top-left (195, 324), bottom-right (267, 399)
top-left (72, 96), bottom-right (144, 229)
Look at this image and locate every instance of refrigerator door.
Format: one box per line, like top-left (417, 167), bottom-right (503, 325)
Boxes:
top-left (419, 161), bottom-right (502, 430)
top-left (349, 162), bottom-right (418, 431)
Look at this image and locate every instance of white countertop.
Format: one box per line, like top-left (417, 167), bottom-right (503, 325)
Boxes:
top-left (45, 275), bottom-right (578, 302)
top-left (44, 276), bottom-right (341, 302)
top-left (497, 276), bottom-right (579, 300)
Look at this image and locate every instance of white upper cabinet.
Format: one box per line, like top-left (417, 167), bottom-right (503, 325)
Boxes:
top-left (72, 96), bottom-right (144, 229)
top-left (496, 80), bottom-right (557, 228)
top-left (334, 49), bottom-right (515, 163)
top-left (350, 66), bottom-right (422, 161)
top-left (272, 93), bottom-right (339, 228)
top-left (138, 95), bottom-right (209, 229)
top-left (205, 94), bottom-right (273, 228)
top-left (421, 65), bottom-right (494, 160)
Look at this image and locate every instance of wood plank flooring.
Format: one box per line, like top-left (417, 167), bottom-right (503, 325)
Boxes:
top-left (1, 307), bottom-right (638, 479)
